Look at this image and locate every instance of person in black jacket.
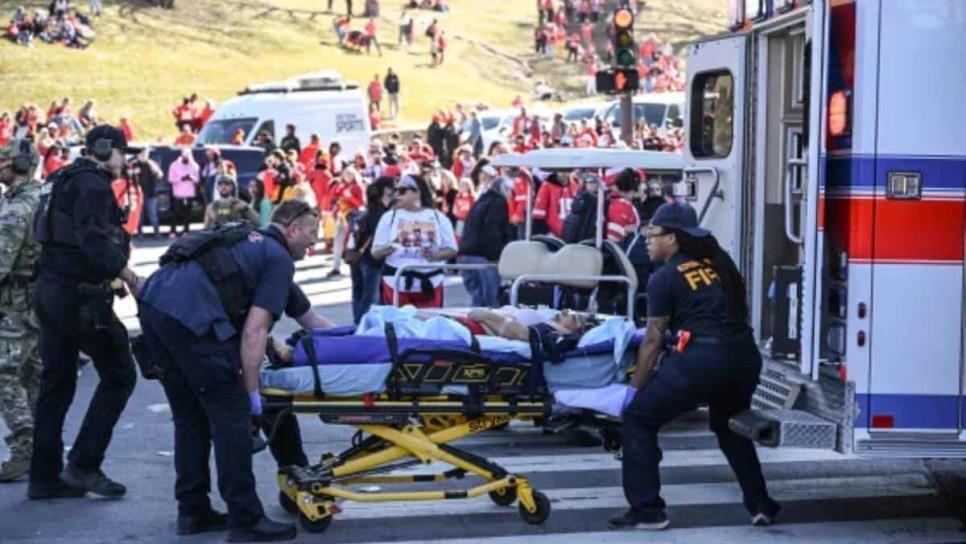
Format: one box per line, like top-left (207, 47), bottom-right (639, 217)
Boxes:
top-left (349, 176), bottom-right (395, 323)
top-left (458, 176), bottom-right (512, 307)
top-left (384, 68), bottom-right (401, 119)
top-left (279, 124), bottom-right (301, 155)
top-left (426, 115), bottom-right (445, 160)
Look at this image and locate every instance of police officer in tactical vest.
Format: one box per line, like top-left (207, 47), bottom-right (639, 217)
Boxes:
top-left (204, 175), bottom-right (259, 229)
top-left (28, 125), bottom-right (140, 500)
top-left (0, 139), bottom-right (43, 483)
top-left (136, 200), bottom-right (333, 541)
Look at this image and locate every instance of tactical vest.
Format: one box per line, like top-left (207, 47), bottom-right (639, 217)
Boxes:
top-left (211, 198), bottom-right (245, 227)
top-left (0, 180), bottom-right (42, 284)
top-left (159, 222), bottom-right (289, 330)
top-left (35, 160), bottom-right (131, 264)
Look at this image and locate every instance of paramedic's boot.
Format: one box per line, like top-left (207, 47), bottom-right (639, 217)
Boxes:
top-left (177, 508), bottom-right (229, 535)
top-left (227, 516), bottom-right (297, 542)
top-left (751, 500), bottom-right (782, 526)
top-left (0, 458), bottom-right (29, 482)
top-left (607, 509), bottom-right (671, 531)
top-left (26, 480), bottom-right (87, 500)
top-left (59, 465), bottom-right (126, 498)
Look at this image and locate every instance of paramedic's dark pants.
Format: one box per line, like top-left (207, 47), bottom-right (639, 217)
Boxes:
top-left (30, 275), bottom-right (136, 485)
top-left (138, 303), bottom-right (264, 529)
top-left (262, 411), bottom-right (309, 468)
top-left (621, 337), bottom-right (779, 517)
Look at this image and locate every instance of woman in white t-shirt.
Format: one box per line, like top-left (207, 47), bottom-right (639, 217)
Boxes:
top-left (371, 175), bottom-right (457, 307)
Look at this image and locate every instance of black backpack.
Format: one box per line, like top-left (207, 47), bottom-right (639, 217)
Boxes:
top-left (159, 221), bottom-right (257, 329)
top-left (561, 190), bottom-right (609, 244)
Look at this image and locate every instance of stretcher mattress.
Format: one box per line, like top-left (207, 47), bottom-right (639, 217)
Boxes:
top-left (259, 322), bottom-right (641, 398)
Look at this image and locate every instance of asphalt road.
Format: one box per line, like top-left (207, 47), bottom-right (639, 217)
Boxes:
top-left (0, 241), bottom-right (962, 544)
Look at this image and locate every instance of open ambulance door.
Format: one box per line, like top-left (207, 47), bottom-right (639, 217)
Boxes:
top-left (682, 35), bottom-right (748, 261)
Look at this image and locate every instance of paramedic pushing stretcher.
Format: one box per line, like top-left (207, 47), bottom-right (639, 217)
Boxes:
top-left (136, 200), bottom-right (333, 542)
top-left (609, 203), bottom-right (780, 531)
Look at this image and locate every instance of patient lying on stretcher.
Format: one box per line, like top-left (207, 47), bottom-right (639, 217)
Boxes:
top-left (429, 306), bottom-right (590, 341)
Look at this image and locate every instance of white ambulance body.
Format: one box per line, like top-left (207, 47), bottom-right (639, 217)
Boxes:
top-left (683, 0), bottom-right (966, 457)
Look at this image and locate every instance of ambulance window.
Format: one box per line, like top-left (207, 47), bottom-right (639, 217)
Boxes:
top-left (690, 71), bottom-right (734, 158)
top-left (254, 120), bottom-right (275, 142)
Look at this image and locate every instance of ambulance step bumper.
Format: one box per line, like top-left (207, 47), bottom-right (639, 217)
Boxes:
top-left (729, 408), bottom-right (837, 449)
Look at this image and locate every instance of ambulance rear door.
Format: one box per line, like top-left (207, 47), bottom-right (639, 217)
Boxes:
top-left (683, 34), bottom-right (748, 261)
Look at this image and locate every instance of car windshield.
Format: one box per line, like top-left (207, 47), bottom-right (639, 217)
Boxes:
top-left (196, 117), bottom-right (258, 145)
top-left (480, 116), bottom-right (501, 131)
top-left (609, 103), bottom-right (668, 128)
top-left (564, 108), bottom-right (596, 121)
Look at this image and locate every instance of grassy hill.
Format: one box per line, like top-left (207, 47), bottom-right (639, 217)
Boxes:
top-left (0, 0), bottom-right (725, 141)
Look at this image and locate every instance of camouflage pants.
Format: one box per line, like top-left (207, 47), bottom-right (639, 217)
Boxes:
top-left (0, 309), bottom-right (41, 461)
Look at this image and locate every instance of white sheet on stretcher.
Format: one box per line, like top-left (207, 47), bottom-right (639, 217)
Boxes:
top-left (554, 384), bottom-right (630, 419)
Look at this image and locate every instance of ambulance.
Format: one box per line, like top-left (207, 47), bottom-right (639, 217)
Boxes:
top-left (682, 0), bottom-right (966, 457)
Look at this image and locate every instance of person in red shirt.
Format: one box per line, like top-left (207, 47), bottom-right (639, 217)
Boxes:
top-left (512, 134), bottom-right (531, 154)
top-left (308, 149), bottom-right (332, 211)
top-left (43, 145), bottom-right (67, 178)
top-left (118, 117), bottom-right (135, 143)
top-left (509, 168), bottom-right (533, 238)
top-left (369, 103), bottom-right (381, 130)
top-left (173, 124), bottom-right (196, 147)
top-left (532, 171), bottom-right (580, 238)
top-left (196, 100), bottom-right (216, 131)
top-left (299, 134), bottom-right (321, 170)
top-left (511, 108), bottom-right (529, 138)
top-left (327, 167), bottom-right (366, 278)
top-left (575, 119), bottom-right (598, 148)
top-left (452, 178), bottom-right (475, 244)
top-left (364, 17), bottom-right (382, 55)
top-left (0, 112), bottom-right (13, 147)
top-left (367, 74), bottom-right (383, 111)
top-left (606, 169), bottom-right (642, 243)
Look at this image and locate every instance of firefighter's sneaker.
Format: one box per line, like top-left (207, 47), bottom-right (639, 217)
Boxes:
top-left (59, 465), bottom-right (126, 498)
top-left (0, 459), bottom-right (29, 482)
top-left (607, 509), bottom-right (670, 530)
top-left (751, 501), bottom-right (782, 526)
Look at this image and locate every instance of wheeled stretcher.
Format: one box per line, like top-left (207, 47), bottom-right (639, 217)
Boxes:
top-left (260, 327), bottom-right (566, 534)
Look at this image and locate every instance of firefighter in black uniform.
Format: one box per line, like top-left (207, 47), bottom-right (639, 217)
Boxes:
top-left (28, 126), bottom-right (141, 500)
top-left (608, 202), bottom-right (781, 530)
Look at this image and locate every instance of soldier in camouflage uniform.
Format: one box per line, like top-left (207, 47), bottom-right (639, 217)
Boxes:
top-left (0, 139), bottom-right (42, 482)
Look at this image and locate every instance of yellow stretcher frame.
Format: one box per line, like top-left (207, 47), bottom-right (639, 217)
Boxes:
top-left (262, 388), bottom-right (553, 534)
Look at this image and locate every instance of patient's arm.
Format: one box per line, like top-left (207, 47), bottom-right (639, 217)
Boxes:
top-left (468, 309), bottom-right (530, 341)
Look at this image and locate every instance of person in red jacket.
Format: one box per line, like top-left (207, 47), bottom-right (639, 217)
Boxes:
top-left (532, 171), bottom-right (579, 238)
top-left (509, 167), bottom-right (533, 239)
top-left (300, 134), bottom-right (321, 170)
top-left (606, 169), bottom-right (642, 243)
top-left (327, 167), bottom-right (366, 278)
top-left (452, 178), bottom-right (475, 244)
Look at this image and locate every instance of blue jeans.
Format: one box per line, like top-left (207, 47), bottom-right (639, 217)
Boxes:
top-left (459, 255), bottom-right (500, 307)
top-left (352, 261), bottom-right (383, 323)
top-left (139, 197), bottom-right (159, 235)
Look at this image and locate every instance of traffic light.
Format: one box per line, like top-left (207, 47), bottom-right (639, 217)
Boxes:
top-left (613, 7), bottom-right (635, 68)
top-left (595, 68), bottom-right (640, 94)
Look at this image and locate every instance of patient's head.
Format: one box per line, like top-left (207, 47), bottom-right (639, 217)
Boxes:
top-left (552, 310), bottom-right (589, 335)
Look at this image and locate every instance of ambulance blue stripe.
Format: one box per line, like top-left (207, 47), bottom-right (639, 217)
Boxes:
top-left (855, 393), bottom-right (963, 430)
top-left (821, 154), bottom-right (966, 194)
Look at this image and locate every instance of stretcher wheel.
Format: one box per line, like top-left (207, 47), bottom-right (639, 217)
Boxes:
top-left (488, 486), bottom-right (517, 507)
top-left (518, 491), bottom-right (551, 525)
top-left (299, 512), bottom-right (333, 534)
top-left (278, 491), bottom-right (299, 515)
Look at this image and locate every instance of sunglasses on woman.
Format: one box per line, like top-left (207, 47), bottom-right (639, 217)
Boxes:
top-left (395, 187), bottom-right (416, 195)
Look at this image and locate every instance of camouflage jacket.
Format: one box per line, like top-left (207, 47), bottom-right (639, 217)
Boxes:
top-left (0, 179), bottom-right (41, 309)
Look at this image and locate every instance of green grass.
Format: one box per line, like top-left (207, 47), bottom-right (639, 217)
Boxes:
top-left (0, 0), bottom-right (725, 140)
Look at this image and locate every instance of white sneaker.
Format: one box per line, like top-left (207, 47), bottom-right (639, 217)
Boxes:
top-left (751, 512), bottom-right (774, 526)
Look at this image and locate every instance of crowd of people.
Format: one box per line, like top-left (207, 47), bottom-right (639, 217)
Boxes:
top-left (5, 2), bottom-right (98, 48)
top-left (533, 0), bottom-right (686, 96)
top-left (0, 97), bottom-right (134, 179)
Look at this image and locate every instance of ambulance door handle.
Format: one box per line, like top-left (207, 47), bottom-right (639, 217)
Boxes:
top-left (783, 159), bottom-right (806, 245)
top-left (682, 166), bottom-right (722, 225)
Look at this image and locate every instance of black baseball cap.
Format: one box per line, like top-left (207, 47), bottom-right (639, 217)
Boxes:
top-left (85, 125), bottom-right (135, 154)
top-left (650, 202), bottom-right (710, 237)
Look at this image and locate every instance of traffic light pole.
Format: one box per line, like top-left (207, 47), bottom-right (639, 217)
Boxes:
top-left (619, 91), bottom-right (633, 145)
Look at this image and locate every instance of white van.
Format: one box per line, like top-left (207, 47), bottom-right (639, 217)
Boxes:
top-left (196, 70), bottom-right (371, 158)
top-left (598, 92), bottom-right (684, 134)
